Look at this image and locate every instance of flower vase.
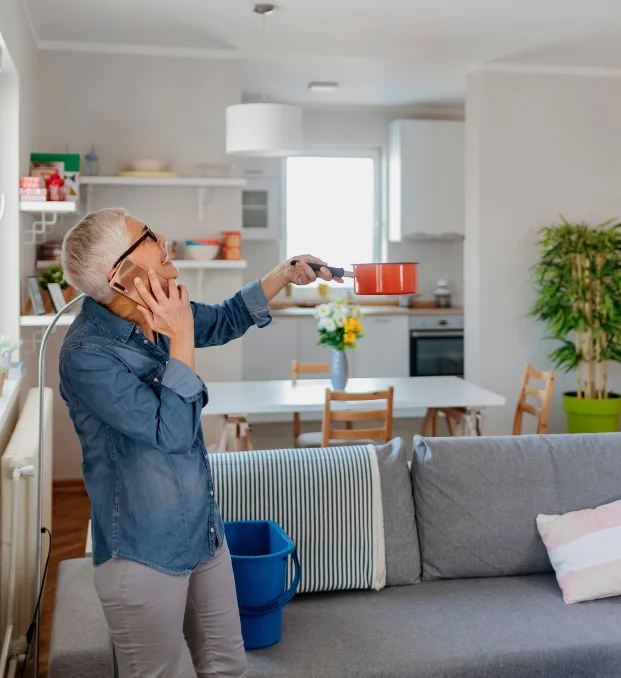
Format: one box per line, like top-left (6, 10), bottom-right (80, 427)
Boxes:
top-left (330, 349), bottom-right (348, 391)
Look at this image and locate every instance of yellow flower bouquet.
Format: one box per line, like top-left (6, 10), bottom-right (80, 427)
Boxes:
top-left (314, 298), bottom-right (364, 351)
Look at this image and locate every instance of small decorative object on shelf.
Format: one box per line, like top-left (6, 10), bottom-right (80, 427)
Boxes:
top-left (45, 171), bottom-right (65, 201)
top-left (20, 176), bottom-right (47, 202)
top-left (314, 298), bottom-right (364, 390)
top-left (222, 231), bottom-right (242, 260)
top-left (37, 264), bottom-right (76, 312)
top-left (26, 277), bottom-right (46, 316)
top-left (83, 145), bottom-right (100, 177)
top-left (0, 336), bottom-right (21, 397)
top-left (47, 282), bottom-right (68, 313)
top-left (30, 153), bottom-right (80, 203)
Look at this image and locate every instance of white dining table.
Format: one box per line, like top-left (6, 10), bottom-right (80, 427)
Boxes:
top-left (202, 376), bottom-right (504, 416)
top-left (202, 376), bottom-right (505, 449)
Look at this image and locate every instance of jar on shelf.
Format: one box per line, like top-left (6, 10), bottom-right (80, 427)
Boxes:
top-left (222, 231), bottom-right (242, 260)
top-left (434, 279), bottom-right (452, 308)
top-left (165, 240), bottom-right (177, 260)
top-left (46, 171), bottom-right (65, 201)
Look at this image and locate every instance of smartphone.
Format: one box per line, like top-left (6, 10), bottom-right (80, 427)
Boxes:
top-left (109, 259), bottom-right (169, 307)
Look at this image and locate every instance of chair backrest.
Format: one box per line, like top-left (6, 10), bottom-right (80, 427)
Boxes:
top-left (512, 364), bottom-right (556, 435)
top-left (291, 360), bottom-right (330, 383)
top-left (322, 387), bottom-right (394, 446)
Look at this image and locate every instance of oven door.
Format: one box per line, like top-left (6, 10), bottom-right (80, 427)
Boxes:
top-left (410, 330), bottom-right (464, 377)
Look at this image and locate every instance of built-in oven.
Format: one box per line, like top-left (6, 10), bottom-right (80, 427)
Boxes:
top-left (409, 315), bottom-right (464, 377)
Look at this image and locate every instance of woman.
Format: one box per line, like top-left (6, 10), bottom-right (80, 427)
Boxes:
top-left (59, 207), bottom-right (340, 678)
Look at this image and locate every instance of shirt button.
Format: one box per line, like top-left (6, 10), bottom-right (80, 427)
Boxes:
top-left (210, 527), bottom-right (215, 533)
top-left (136, 328), bottom-right (141, 335)
top-left (210, 490), bottom-right (214, 496)
top-left (153, 377), bottom-right (159, 383)
top-left (143, 339), bottom-right (148, 345)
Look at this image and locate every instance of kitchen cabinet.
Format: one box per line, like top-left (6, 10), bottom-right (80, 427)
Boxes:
top-left (388, 120), bottom-right (464, 240)
top-left (242, 314), bottom-right (411, 381)
top-left (242, 319), bottom-right (297, 380)
top-left (352, 316), bottom-right (409, 378)
top-left (241, 178), bottom-right (281, 241)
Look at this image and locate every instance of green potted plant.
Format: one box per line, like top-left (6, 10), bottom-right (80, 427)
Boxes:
top-left (530, 216), bottom-right (621, 432)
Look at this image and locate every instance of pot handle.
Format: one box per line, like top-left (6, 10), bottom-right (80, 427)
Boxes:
top-left (290, 260), bottom-right (346, 279)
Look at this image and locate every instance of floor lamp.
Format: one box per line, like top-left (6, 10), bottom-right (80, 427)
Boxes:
top-left (34, 292), bottom-right (85, 675)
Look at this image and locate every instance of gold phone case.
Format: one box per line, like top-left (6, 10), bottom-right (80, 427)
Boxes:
top-left (109, 259), bottom-right (169, 307)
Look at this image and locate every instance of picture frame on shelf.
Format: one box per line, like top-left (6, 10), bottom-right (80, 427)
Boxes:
top-left (48, 282), bottom-right (67, 313)
top-left (26, 277), bottom-right (46, 316)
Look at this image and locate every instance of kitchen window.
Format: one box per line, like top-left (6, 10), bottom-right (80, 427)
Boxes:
top-left (285, 152), bottom-right (380, 279)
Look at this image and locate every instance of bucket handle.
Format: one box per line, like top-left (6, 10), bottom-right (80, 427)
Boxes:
top-left (238, 549), bottom-right (301, 616)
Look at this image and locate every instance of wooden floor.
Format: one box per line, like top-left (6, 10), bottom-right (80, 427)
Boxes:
top-left (38, 484), bottom-right (91, 677)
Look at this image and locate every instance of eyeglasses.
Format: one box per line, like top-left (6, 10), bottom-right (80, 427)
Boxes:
top-left (111, 226), bottom-right (158, 270)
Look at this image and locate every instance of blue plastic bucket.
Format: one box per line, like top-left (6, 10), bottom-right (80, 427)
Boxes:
top-left (225, 520), bottom-right (301, 650)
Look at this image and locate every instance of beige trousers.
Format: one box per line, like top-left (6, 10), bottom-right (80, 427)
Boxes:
top-left (93, 544), bottom-right (246, 678)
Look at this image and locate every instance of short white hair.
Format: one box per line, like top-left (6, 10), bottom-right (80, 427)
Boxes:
top-left (62, 207), bottom-right (130, 304)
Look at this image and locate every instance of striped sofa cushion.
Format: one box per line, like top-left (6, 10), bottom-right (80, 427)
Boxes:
top-left (211, 445), bottom-right (386, 593)
top-left (537, 498), bottom-right (621, 604)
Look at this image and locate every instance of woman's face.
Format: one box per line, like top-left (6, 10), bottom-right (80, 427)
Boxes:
top-left (125, 216), bottom-right (179, 280)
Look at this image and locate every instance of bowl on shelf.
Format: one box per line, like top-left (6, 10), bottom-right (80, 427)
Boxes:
top-left (185, 239), bottom-right (220, 261)
top-left (127, 159), bottom-right (169, 172)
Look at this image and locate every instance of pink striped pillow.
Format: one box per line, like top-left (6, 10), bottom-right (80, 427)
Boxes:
top-left (537, 499), bottom-right (621, 604)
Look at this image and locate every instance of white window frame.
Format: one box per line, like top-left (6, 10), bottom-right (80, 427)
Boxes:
top-left (281, 147), bottom-right (383, 266)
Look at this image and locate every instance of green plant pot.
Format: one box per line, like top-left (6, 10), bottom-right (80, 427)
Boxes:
top-left (562, 392), bottom-right (621, 433)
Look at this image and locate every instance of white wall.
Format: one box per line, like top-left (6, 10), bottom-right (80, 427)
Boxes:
top-left (465, 67), bottom-right (621, 435)
top-left (26, 51), bottom-right (244, 478)
top-left (0, 0), bottom-right (39, 341)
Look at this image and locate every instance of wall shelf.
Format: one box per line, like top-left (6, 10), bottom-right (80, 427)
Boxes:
top-left (20, 201), bottom-right (77, 214)
top-left (20, 314), bottom-right (76, 327)
top-left (80, 176), bottom-right (248, 221)
top-left (80, 176), bottom-right (247, 188)
top-left (20, 201), bottom-right (78, 244)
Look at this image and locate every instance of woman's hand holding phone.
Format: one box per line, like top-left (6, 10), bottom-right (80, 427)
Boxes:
top-left (135, 271), bottom-right (196, 371)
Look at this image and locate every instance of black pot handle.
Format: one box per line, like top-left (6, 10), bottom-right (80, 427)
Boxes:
top-left (290, 260), bottom-right (346, 279)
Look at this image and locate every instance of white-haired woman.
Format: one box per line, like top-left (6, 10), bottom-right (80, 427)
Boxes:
top-left (59, 208), bottom-right (340, 677)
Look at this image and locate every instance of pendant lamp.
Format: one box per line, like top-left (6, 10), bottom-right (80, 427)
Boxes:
top-left (225, 4), bottom-right (303, 157)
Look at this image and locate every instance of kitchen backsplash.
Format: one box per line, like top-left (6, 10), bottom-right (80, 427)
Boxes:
top-left (243, 238), bottom-right (464, 306)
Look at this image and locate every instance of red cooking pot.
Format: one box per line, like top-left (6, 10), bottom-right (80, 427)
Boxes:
top-left (290, 261), bottom-right (418, 296)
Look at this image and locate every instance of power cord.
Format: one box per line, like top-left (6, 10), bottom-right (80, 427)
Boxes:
top-left (20, 527), bottom-right (52, 678)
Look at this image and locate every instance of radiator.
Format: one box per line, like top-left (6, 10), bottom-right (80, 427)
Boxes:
top-left (0, 388), bottom-right (53, 648)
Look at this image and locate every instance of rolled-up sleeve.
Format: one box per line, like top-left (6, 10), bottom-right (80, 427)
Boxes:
top-left (240, 280), bottom-right (271, 328)
top-left (192, 280), bottom-right (272, 348)
top-left (161, 358), bottom-right (208, 405)
top-left (61, 346), bottom-right (205, 454)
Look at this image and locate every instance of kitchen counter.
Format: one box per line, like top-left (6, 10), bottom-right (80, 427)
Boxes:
top-left (271, 305), bottom-right (463, 318)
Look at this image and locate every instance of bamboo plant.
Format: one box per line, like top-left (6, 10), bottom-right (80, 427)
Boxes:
top-left (530, 217), bottom-right (621, 399)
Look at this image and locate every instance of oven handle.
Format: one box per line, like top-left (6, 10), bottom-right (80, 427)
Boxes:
top-left (410, 331), bottom-right (464, 338)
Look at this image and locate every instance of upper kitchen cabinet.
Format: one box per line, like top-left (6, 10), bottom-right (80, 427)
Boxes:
top-left (241, 159), bottom-right (283, 241)
top-left (388, 120), bottom-right (465, 240)
top-left (241, 178), bottom-right (282, 241)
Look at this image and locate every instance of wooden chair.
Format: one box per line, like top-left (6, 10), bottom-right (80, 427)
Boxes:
top-left (512, 364), bottom-right (556, 435)
top-left (291, 360), bottom-right (330, 447)
top-left (321, 387), bottom-right (394, 447)
top-left (421, 364), bottom-right (556, 438)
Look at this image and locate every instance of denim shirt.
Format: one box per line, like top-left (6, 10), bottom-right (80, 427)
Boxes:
top-left (59, 281), bottom-right (271, 575)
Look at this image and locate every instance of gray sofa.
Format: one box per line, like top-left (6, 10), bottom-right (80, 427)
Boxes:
top-left (50, 433), bottom-right (621, 678)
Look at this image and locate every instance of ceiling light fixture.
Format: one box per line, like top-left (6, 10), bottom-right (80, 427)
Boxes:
top-left (308, 81), bottom-right (339, 93)
top-left (226, 4), bottom-right (303, 157)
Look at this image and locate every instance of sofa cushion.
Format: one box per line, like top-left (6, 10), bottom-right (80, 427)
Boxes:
top-left (51, 559), bottom-right (621, 678)
top-left (247, 574), bottom-right (621, 678)
top-left (412, 433), bottom-right (621, 580)
top-left (375, 438), bottom-right (420, 585)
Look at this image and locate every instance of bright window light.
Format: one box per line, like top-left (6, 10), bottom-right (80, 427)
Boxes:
top-left (286, 157), bottom-right (376, 279)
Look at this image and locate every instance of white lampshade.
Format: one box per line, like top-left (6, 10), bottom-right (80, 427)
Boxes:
top-left (226, 103), bottom-right (303, 157)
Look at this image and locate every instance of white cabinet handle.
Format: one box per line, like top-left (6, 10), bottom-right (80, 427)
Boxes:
top-left (0, 193), bottom-right (5, 224)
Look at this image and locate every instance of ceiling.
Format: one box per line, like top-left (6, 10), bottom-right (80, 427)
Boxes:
top-left (24, 0), bottom-right (621, 106)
